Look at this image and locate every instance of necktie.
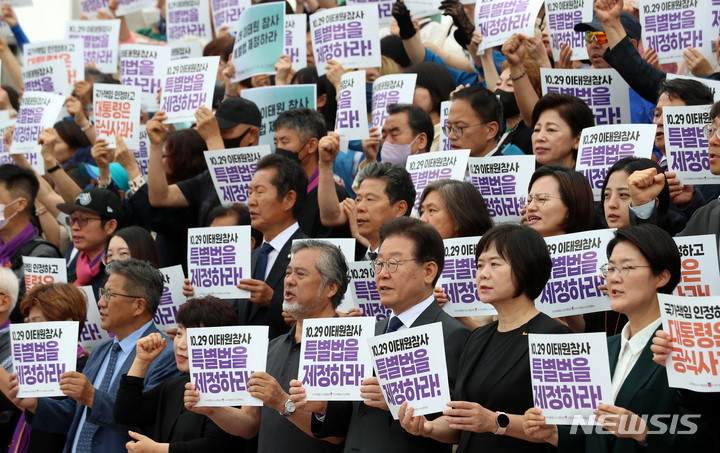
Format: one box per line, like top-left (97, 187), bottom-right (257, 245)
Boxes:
top-left (254, 243), bottom-right (274, 280)
top-left (74, 343), bottom-right (122, 452)
top-left (386, 316), bottom-right (404, 333)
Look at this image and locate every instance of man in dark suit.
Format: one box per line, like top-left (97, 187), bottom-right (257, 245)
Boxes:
top-left (12, 258), bottom-right (181, 453)
top-left (236, 154), bottom-right (308, 340)
top-left (305, 217), bottom-right (470, 452)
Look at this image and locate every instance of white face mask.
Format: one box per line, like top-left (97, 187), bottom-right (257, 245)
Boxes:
top-left (0, 198), bottom-right (21, 231)
top-left (380, 135), bottom-right (421, 166)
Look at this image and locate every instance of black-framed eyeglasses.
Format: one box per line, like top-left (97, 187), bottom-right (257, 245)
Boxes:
top-left (98, 288), bottom-right (141, 301)
top-left (518, 193), bottom-right (563, 208)
top-left (702, 124), bottom-right (720, 140)
top-left (372, 258), bottom-right (418, 274)
top-left (441, 122), bottom-right (488, 138)
top-left (599, 263), bottom-right (653, 279)
top-left (66, 216), bottom-right (102, 228)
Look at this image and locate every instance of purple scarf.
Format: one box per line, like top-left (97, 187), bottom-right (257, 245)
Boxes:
top-left (0, 224), bottom-right (36, 267)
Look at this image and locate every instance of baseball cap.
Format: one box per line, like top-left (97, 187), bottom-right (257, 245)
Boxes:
top-left (573, 11), bottom-right (642, 43)
top-left (215, 98), bottom-right (262, 130)
top-left (57, 188), bottom-right (124, 220)
top-left (79, 163), bottom-right (131, 192)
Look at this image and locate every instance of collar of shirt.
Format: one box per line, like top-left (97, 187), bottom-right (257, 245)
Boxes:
top-left (392, 294), bottom-right (435, 332)
top-left (117, 320), bottom-right (154, 355)
top-left (265, 222), bottom-right (300, 253)
top-left (611, 317), bottom-right (661, 402)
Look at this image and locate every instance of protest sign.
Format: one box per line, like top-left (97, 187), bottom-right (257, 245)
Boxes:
top-left (371, 74), bottom-right (416, 130)
top-left (133, 125), bottom-right (150, 178)
top-left (166, 0), bottom-right (212, 43)
top-left (11, 92), bottom-right (65, 173)
top-left (406, 149), bottom-right (469, 216)
top-left (664, 105), bottom-right (720, 185)
top-left (22, 257), bottom-right (67, 292)
top-left (403, 0), bottom-right (442, 20)
top-left (541, 68), bottom-right (631, 125)
top-left (368, 322), bottom-right (450, 419)
top-left (78, 286), bottom-right (110, 352)
top-left (22, 59), bottom-right (71, 97)
top-left (299, 317), bottom-right (376, 400)
top-left (94, 83), bottom-right (142, 149)
top-left (536, 229), bottom-right (614, 317)
top-left (335, 71), bottom-right (370, 141)
top-left (439, 101), bottom-right (451, 151)
top-left (204, 145), bottom-right (271, 204)
top-left (345, 0), bottom-right (394, 28)
top-left (576, 124), bottom-right (656, 200)
top-left (153, 265), bottom-right (187, 333)
top-left (11, 321), bottom-right (79, 397)
top-left (241, 85), bottom-right (316, 148)
top-left (529, 332), bottom-right (612, 424)
top-left (284, 14), bottom-right (307, 71)
top-left (168, 41), bottom-right (204, 60)
top-left (160, 56), bottom-right (220, 123)
top-left (348, 261), bottom-right (391, 321)
top-left (77, 0), bottom-right (110, 16)
top-left (187, 225), bottom-right (251, 299)
top-left (231, 2), bottom-right (284, 81)
top-left (672, 235), bottom-right (720, 298)
top-left (120, 44), bottom-right (169, 111)
top-left (475, 0), bottom-right (544, 52)
top-left (188, 325), bottom-right (269, 406)
top-left (438, 236), bottom-right (498, 317)
top-left (659, 294), bottom-right (720, 392)
top-left (545, 0), bottom-right (591, 61)
top-left (25, 40), bottom-right (84, 85)
top-left (66, 20), bottom-right (121, 74)
top-left (0, 115), bottom-right (15, 167)
top-left (310, 4), bottom-right (381, 76)
top-left (116, 0), bottom-right (156, 16)
top-left (211, 0), bottom-right (251, 35)
top-left (468, 154), bottom-right (535, 224)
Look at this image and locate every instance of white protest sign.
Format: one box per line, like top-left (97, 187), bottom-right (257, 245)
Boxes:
top-left (667, 73), bottom-right (720, 103)
top-left (5, 0), bottom-right (33, 5)
top-left (349, 261), bottom-right (391, 321)
top-left (77, 0), bottom-right (110, 16)
top-left (404, 0), bottom-right (442, 20)
top-left (406, 149), bottom-right (470, 216)
top-left (640, 0), bottom-right (714, 65)
top-left (134, 125), bottom-right (150, 178)
top-left (166, 0), bottom-right (212, 43)
top-left (22, 60), bottom-right (72, 97)
top-left (368, 322), bottom-right (451, 419)
top-left (468, 154), bottom-right (535, 224)
top-left (232, 2), bottom-right (285, 81)
top-left (153, 265), bottom-right (187, 333)
top-left (545, 0), bottom-right (591, 61)
top-left (536, 229), bottom-right (615, 317)
top-left (78, 286), bottom-right (110, 352)
top-left (659, 294), bottom-right (720, 392)
top-left (439, 101), bottom-right (451, 151)
top-left (310, 4), bottom-right (381, 76)
top-left (120, 44), bottom-right (169, 111)
top-left (0, 116), bottom-right (15, 167)
top-left (94, 83), bottom-right (142, 149)
top-left (188, 325), bottom-right (269, 406)
top-left (335, 71), bottom-right (370, 141)
top-left (284, 14), bottom-right (307, 71)
top-left (11, 321), bottom-right (79, 397)
top-left (211, 0), bottom-right (251, 35)
top-left (672, 235), bottom-right (720, 297)
top-left (299, 317), bottom-right (376, 400)
top-left (529, 332), bottom-right (612, 424)
top-left (25, 40), bottom-right (84, 86)
top-left (541, 68), bottom-right (631, 125)
top-left (116, 0), bottom-right (156, 16)
top-left (204, 145), bottom-right (271, 204)
top-left (664, 105), bottom-right (720, 185)
top-left (241, 85), bottom-right (316, 148)
top-left (21, 257), bottom-right (67, 292)
top-left (169, 41), bottom-right (204, 60)
top-left (576, 124), bottom-right (657, 200)
top-left (475, 0), bottom-right (544, 52)
top-left (345, 0), bottom-right (394, 28)
top-left (11, 92), bottom-right (65, 173)
top-left (371, 74), bottom-right (417, 130)
top-left (160, 56), bottom-right (220, 124)
top-left (187, 225), bottom-right (251, 299)
top-left (439, 236), bottom-right (498, 317)
top-left (65, 20), bottom-right (121, 74)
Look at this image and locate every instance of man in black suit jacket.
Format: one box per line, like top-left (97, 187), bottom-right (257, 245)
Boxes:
top-left (303, 217), bottom-right (470, 452)
top-left (236, 154), bottom-right (308, 340)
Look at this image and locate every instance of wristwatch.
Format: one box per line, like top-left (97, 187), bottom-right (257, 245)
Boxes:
top-left (280, 398), bottom-right (296, 417)
top-left (495, 411), bottom-right (509, 435)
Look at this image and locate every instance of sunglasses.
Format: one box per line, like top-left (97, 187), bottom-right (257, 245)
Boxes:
top-left (585, 31), bottom-right (608, 44)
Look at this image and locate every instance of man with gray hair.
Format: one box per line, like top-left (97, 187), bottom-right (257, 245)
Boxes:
top-left (13, 258), bottom-right (181, 453)
top-left (184, 240), bottom-right (350, 452)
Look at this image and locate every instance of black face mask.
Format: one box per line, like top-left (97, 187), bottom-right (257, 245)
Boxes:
top-left (222, 127), bottom-right (252, 150)
top-left (275, 148), bottom-right (301, 163)
top-left (495, 88), bottom-right (520, 120)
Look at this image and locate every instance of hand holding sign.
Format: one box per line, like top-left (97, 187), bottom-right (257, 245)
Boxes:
top-left (398, 402), bottom-right (434, 437)
top-left (126, 431), bottom-right (162, 453)
top-left (360, 376), bottom-right (389, 410)
top-left (146, 111), bottom-right (169, 146)
top-left (594, 404), bottom-right (648, 442)
top-left (237, 279), bottom-right (273, 307)
top-left (650, 330), bottom-right (672, 366)
top-left (288, 379), bottom-right (328, 414)
top-left (183, 381), bottom-right (215, 416)
top-left (8, 373), bottom-right (38, 413)
top-left (59, 371), bottom-right (96, 407)
top-left (247, 371), bottom-right (287, 413)
top-left (443, 400), bottom-right (496, 433)
top-left (522, 408), bottom-right (559, 445)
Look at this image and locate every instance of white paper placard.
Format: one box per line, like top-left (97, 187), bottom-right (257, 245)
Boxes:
top-left (120, 44), bottom-right (169, 111)
top-left (78, 0), bottom-right (110, 16)
top-left (169, 41), bottom-right (204, 60)
top-left (11, 92), bottom-right (65, 173)
top-left (22, 60), bottom-right (72, 97)
top-left (166, 0), bottom-right (213, 43)
top-left (11, 321), bottom-right (79, 397)
top-left (368, 322), bottom-right (450, 419)
top-left (475, 0), bottom-right (544, 52)
top-left (406, 149), bottom-right (470, 216)
top-left (134, 125), bottom-right (150, 178)
top-left (284, 14), bottom-right (307, 71)
top-left (348, 261), bottom-right (391, 321)
top-left (204, 145), bottom-right (271, 204)
top-left (672, 235), bottom-right (720, 297)
top-left (78, 286), bottom-right (111, 352)
top-left (188, 325), bottom-right (269, 406)
top-left (345, 0), bottom-right (394, 28)
top-left (65, 20), bottom-right (121, 74)
top-left (404, 0), bottom-right (442, 20)
top-left (0, 116), bottom-right (16, 167)
top-left (187, 225), bottom-right (252, 299)
top-left (22, 256), bottom-right (67, 292)
top-left (241, 85), bottom-right (316, 148)
top-left (116, 0), bottom-right (156, 16)
top-left (371, 74), bottom-right (417, 130)
top-left (545, 0), bottom-right (591, 61)
top-left (299, 317), bottom-right (376, 400)
top-left (153, 265), bottom-right (187, 333)
top-left (211, 0), bottom-right (251, 35)
top-left (439, 101), bottom-right (451, 151)
top-left (335, 71), bottom-right (370, 141)
top-left (25, 40), bottom-right (84, 86)
top-left (231, 2), bottom-right (285, 81)
top-left (93, 83), bottom-right (142, 149)
top-left (468, 154), bottom-right (535, 224)
top-left (160, 56), bottom-right (220, 124)
top-left (664, 105), bottom-right (720, 185)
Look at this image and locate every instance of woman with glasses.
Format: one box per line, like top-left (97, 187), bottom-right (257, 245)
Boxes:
top-left (104, 226), bottom-right (160, 268)
top-left (398, 224), bottom-right (572, 453)
top-left (523, 224), bottom-right (714, 452)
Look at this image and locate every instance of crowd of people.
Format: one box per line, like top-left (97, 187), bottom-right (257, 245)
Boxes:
top-left (0, 0), bottom-right (715, 451)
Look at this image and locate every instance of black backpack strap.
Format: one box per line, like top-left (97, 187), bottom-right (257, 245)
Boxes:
top-left (9, 236), bottom-right (62, 271)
